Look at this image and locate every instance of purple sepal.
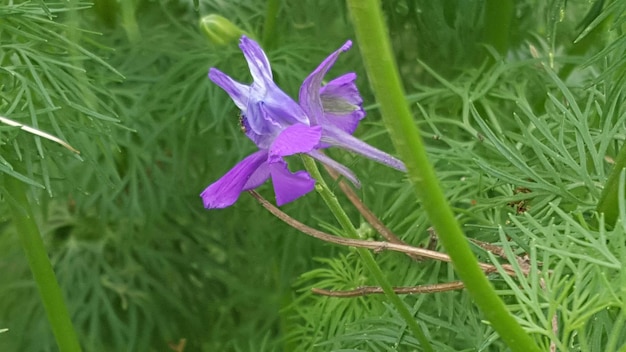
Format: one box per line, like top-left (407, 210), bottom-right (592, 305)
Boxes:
top-left (201, 150), bottom-right (268, 209)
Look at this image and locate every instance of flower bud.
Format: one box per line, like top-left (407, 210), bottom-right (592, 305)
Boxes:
top-left (199, 14), bottom-right (245, 46)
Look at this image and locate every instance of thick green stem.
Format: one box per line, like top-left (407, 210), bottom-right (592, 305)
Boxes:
top-left (345, 1), bottom-right (540, 351)
top-left (5, 176), bottom-right (81, 352)
top-left (262, 0), bottom-right (281, 50)
top-left (597, 142), bottom-right (626, 225)
top-left (483, 0), bottom-right (514, 57)
top-left (302, 156), bottom-right (433, 352)
top-left (121, 0), bottom-right (140, 43)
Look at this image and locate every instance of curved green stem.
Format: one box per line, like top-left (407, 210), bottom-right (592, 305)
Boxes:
top-left (302, 156), bottom-right (433, 352)
top-left (5, 176), bottom-right (82, 352)
top-left (345, 1), bottom-right (540, 351)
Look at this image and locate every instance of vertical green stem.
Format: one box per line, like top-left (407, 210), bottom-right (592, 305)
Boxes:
top-left (345, 1), bottom-right (540, 351)
top-left (483, 0), bottom-right (514, 56)
top-left (302, 156), bottom-right (433, 352)
top-left (597, 142), bottom-right (626, 226)
top-left (5, 176), bottom-right (81, 352)
top-left (262, 0), bottom-right (281, 50)
top-left (120, 0), bottom-right (140, 43)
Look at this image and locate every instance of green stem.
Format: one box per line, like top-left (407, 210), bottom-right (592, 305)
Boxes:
top-left (483, 0), bottom-right (514, 57)
top-left (302, 156), bottom-right (433, 352)
top-left (262, 0), bottom-right (281, 50)
top-left (345, 1), bottom-right (540, 351)
top-left (120, 0), bottom-right (140, 43)
top-left (5, 176), bottom-right (81, 352)
top-left (597, 142), bottom-right (626, 226)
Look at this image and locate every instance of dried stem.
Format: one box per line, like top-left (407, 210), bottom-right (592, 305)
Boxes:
top-left (312, 281), bottom-right (465, 297)
top-left (323, 163), bottom-right (423, 260)
top-left (0, 115), bottom-right (80, 154)
top-left (248, 190), bottom-right (522, 277)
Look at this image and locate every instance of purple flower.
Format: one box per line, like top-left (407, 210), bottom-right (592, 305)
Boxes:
top-left (201, 36), bottom-right (405, 209)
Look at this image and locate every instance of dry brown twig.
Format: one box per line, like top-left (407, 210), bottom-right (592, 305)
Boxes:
top-left (267, 161), bottom-right (554, 338)
top-left (249, 161), bottom-right (534, 298)
top-left (312, 281), bottom-right (465, 297)
top-left (248, 191), bottom-right (525, 279)
top-left (324, 163), bottom-right (536, 276)
top-left (324, 163), bottom-right (534, 273)
top-left (0, 115), bottom-right (80, 154)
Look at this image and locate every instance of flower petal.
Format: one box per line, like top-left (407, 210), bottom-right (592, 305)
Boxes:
top-left (320, 73), bottom-right (364, 135)
top-left (239, 36), bottom-right (310, 133)
top-left (200, 150), bottom-right (269, 209)
top-left (299, 40), bottom-right (353, 125)
top-left (213, 36), bottom-right (309, 141)
top-left (268, 124), bottom-right (322, 162)
top-left (243, 85), bottom-right (310, 142)
top-left (208, 68), bottom-right (249, 111)
top-left (243, 158), bottom-right (270, 190)
top-left (269, 160), bottom-right (315, 206)
top-left (240, 36), bottom-right (273, 85)
top-left (322, 128), bottom-right (407, 172)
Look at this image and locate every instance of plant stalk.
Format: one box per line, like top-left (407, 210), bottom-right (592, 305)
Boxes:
top-left (302, 156), bottom-right (433, 352)
top-left (483, 0), bottom-right (514, 57)
top-left (5, 176), bottom-right (81, 352)
top-left (345, 1), bottom-right (540, 351)
top-left (262, 0), bottom-right (281, 50)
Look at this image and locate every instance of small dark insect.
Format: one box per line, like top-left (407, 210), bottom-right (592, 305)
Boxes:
top-left (513, 186), bottom-right (531, 194)
top-left (238, 112), bottom-right (247, 133)
top-left (508, 186), bottom-right (532, 214)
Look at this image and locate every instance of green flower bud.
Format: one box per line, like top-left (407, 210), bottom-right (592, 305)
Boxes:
top-left (199, 14), bottom-right (245, 46)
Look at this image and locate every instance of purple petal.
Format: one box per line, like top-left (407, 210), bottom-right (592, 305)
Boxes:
top-left (322, 128), bottom-right (407, 172)
top-left (268, 124), bottom-right (322, 162)
top-left (239, 36), bottom-right (310, 132)
top-left (200, 150), bottom-right (269, 209)
top-left (269, 160), bottom-right (315, 206)
top-left (245, 87), bottom-right (309, 140)
top-left (320, 73), bottom-right (365, 135)
top-left (209, 68), bottom-right (249, 111)
top-left (243, 158), bottom-right (270, 190)
top-left (307, 150), bottom-right (361, 187)
top-left (240, 36), bottom-right (273, 84)
top-left (299, 41), bottom-right (353, 125)
top-left (212, 36), bottom-right (309, 140)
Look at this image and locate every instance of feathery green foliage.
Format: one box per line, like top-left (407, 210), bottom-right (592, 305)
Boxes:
top-left (0, 0), bottom-right (624, 351)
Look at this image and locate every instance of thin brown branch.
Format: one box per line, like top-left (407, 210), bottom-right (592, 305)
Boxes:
top-left (324, 162), bottom-right (535, 275)
top-left (469, 238), bottom-right (509, 258)
top-left (248, 190), bottom-right (520, 276)
top-left (312, 281), bottom-right (465, 297)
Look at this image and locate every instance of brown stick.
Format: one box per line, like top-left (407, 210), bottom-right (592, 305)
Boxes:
top-left (312, 281), bottom-right (465, 297)
top-left (248, 191), bottom-right (521, 277)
